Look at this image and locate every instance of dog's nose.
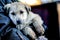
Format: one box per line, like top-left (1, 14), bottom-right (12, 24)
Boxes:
top-left (17, 20), bottom-right (21, 24)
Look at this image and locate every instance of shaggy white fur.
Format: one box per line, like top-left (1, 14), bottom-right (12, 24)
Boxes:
top-left (4, 2), bottom-right (45, 40)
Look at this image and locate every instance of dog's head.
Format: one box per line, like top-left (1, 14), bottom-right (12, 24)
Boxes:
top-left (4, 2), bottom-right (31, 25)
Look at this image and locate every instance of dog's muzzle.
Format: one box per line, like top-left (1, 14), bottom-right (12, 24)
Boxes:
top-left (17, 20), bottom-right (21, 25)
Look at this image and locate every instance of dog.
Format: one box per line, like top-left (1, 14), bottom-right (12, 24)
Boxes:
top-left (4, 2), bottom-right (45, 40)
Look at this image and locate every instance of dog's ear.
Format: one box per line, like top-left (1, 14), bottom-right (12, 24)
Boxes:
top-left (25, 5), bottom-right (31, 11)
top-left (4, 4), bottom-right (11, 13)
top-left (25, 5), bottom-right (31, 14)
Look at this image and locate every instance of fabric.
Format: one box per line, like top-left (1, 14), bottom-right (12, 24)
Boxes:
top-left (1, 28), bottom-right (29, 40)
top-left (0, 14), bottom-right (10, 36)
top-left (0, 0), bottom-right (18, 36)
top-left (0, 0), bottom-right (18, 13)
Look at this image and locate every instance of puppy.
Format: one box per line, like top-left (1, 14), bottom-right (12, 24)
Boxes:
top-left (4, 2), bottom-right (45, 40)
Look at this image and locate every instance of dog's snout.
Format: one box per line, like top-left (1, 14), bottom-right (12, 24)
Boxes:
top-left (17, 20), bottom-right (21, 24)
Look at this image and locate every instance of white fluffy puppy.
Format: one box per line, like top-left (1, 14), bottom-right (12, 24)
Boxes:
top-left (4, 2), bottom-right (45, 40)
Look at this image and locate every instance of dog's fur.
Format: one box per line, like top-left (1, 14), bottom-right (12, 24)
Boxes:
top-left (4, 2), bottom-right (45, 40)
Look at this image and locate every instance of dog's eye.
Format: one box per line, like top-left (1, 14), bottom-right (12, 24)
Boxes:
top-left (20, 10), bottom-right (23, 14)
top-left (11, 12), bottom-right (15, 15)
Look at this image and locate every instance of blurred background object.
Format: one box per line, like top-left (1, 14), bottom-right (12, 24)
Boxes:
top-left (57, 2), bottom-right (60, 38)
top-left (41, 0), bottom-right (52, 3)
top-left (18, 0), bottom-right (60, 6)
top-left (57, 2), bottom-right (60, 27)
top-left (18, 0), bottom-right (42, 6)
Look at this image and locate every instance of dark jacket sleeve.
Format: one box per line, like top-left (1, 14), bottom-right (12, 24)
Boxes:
top-left (0, 0), bottom-right (18, 36)
top-left (5, 0), bottom-right (18, 4)
top-left (0, 14), bottom-right (10, 36)
top-left (0, 0), bottom-right (18, 13)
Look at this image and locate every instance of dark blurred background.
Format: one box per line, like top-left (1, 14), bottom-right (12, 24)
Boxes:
top-left (31, 2), bottom-right (59, 40)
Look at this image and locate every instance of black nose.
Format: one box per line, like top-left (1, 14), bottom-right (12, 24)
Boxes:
top-left (17, 20), bottom-right (21, 24)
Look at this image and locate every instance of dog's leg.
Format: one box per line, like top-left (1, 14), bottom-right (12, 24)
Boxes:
top-left (22, 26), bottom-right (37, 40)
top-left (33, 14), bottom-right (45, 35)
